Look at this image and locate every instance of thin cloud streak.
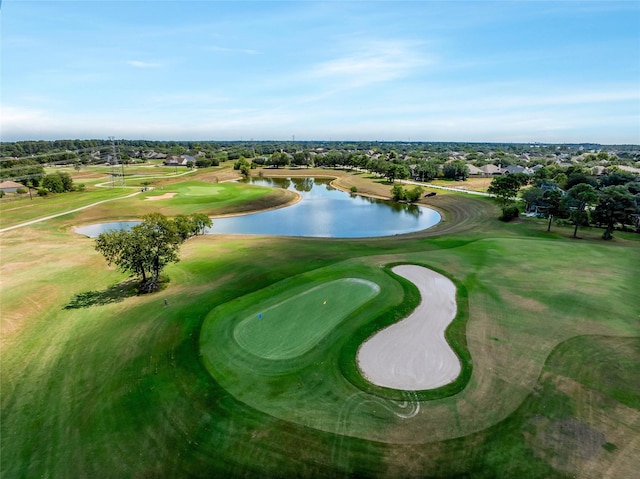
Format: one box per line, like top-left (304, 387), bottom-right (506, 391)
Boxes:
top-left (308, 39), bottom-right (430, 88)
top-left (127, 60), bottom-right (163, 68)
top-left (206, 46), bottom-right (260, 55)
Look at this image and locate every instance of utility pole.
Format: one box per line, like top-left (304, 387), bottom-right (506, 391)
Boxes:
top-left (109, 137), bottom-right (125, 188)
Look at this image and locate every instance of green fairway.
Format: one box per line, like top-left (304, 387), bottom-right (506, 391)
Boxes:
top-left (27, 179), bottom-right (299, 228)
top-left (231, 278), bottom-right (380, 360)
top-left (1, 172), bottom-right (639, 478)
top-left (181, 185), bottom-right (226, 197)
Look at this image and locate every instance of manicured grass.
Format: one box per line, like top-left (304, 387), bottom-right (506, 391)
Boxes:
top-left (1, 174), bottom-right (639, 478)
top-left (0, 188), bottom-right (135, 229)
top-left (64, 179), bottom-right (297, 224)
top-left (229, 278), bottom-right (380, 360)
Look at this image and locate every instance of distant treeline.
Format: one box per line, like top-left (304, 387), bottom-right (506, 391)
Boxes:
top-left (2, 139), bottom-right (639, 160)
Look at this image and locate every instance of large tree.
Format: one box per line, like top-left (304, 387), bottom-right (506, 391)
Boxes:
top-left (542, 189), bottom-right (564, 232)
top-left (385, 163), bottom-right (409, 183)
top-left (42, 172), bottom-right (73, 192)
top-left (95, 213), bottom-right (212, 292)
top-left (487, 173), bottom-right (529, 218)
top-left (592, 185), bottom-right (638, 240)
top-left (413, 160), bottom-right (440, 181)
top-left (442, 160), bottom-right (469, 180)
top-left (565, 183), bottom-right (598, 239)
top-left (269, 151), bottom-right (290, 168)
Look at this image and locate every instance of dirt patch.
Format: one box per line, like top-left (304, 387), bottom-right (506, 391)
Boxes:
top-left (529, 415), bottom-right (607, 474)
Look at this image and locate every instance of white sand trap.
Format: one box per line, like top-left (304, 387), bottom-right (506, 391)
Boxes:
top-left (357, 265), bottom-right (461, 390)
top-left (145, 193), bottom-right (177, 201)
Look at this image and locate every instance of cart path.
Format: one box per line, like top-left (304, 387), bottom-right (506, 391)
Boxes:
top-left (0, 169), bottom-right (198, 233)
top-left (0, 190), bottom-right (142, 233)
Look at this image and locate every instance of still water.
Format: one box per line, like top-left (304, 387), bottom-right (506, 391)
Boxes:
top-left (75, 177), bottom-right (440, 238)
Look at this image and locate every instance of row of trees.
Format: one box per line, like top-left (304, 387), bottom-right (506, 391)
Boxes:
top-left (0, 160), bottom-right (79, 196)
top-left (244, 151), bottom-right (469, 184)
top-left (95, 213), bottom-right (212, 293)
top-left (4, 139), bottom-right (637, 159)
top-left (487, 172), bottom-right (639, 239)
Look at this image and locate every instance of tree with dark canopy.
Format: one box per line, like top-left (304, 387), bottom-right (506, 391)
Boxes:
top-left (95, 213), bottom-right (212, 293)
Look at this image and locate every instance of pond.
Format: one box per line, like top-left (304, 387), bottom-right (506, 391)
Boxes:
top-left (75, 177), bottom-right (440, 238)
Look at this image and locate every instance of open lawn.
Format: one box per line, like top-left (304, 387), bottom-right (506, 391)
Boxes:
top-left (1, 167), bottom-right (639, 478)
top-left (430, 176), bottom-right (494, 192)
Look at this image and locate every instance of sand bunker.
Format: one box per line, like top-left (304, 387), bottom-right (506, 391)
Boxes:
top-left (145, 193), bottom-right (177, 201)
top-left (357, 264), bottom-right (461, 390)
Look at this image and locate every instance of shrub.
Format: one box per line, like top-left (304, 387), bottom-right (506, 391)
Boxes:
top-left (391, 184), bottom-right (406, 201)
top-left (195, 158), bottom-right (212, 168)
top-left (234, 157), bottom-right (250, 171)
top-left (16, 187), bottom-right (28, 194)
top-left (500, 205), bottom-right (520, 221)
top-left (350, 186), bottom-right (358, 193)
top-left (38, 188), bottom-right (49, 196)
top-left (405, 186), bottom-right (424, 203)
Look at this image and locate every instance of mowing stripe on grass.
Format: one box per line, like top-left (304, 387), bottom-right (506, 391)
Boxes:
top-left (233, 278), bottom-right (380, 360)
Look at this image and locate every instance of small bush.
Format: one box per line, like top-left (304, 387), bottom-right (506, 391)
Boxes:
top-left (38, 188), bottom-right (49, 196)
top-left (405, 186), bottom-right (424, 203)
top-left (16, 187), bottom-right (28, 194)
top-left (391, 184), bottom-right (406, 201)
top-left (500, 205), bottom-right (520, 222)
top-left (350, 186), bottom-right (358, 193)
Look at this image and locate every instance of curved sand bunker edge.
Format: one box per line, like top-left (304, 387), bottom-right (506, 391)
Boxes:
top-left (357, 264), bottom-right (462, 391)
top-left (145, 192), bottom-right (178, 200)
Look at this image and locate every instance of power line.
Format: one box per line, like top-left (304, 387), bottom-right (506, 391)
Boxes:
top-left (108, 137), bottom-right (125, 188)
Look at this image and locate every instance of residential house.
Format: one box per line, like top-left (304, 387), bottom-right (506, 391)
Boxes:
top-left (480, 164), bottom-right (503, 176)
top-left (503, 165), bottom-right (534, 175)
top-left (466, 164), bottom-right (484, 176)
top-left (0, 180), bottom-right (26, 194)
top-left (163, 155), bottom-right (195, 167)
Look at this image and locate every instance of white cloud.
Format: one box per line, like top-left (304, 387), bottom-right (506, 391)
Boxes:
top-left (145, 92), bottom-right (231, 106)
top-left (127, 60), bottom-right (162, 68)
top-left (206, 46), bottom-right (260, 55)
top-left (308, 39), bottom-right (430, 88)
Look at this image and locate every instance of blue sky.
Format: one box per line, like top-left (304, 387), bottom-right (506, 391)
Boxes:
top-left (2, 1), bottom-right (639, 143)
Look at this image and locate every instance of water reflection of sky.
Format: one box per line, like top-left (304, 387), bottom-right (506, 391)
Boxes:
top-left (75, 177), bottom-right (441, 238)
top-left (209, 177), bottom-right (440, 238)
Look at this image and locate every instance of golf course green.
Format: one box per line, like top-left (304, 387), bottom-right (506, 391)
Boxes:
top-left (231, 278), bottom-right (380, 360)
top-left (1, 167), bottom-right (638, 478)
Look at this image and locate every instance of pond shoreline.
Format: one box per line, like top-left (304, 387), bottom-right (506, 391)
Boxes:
top-left (75, 176), bottom-right (441, 239)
